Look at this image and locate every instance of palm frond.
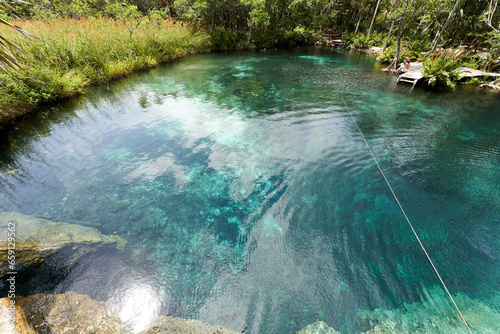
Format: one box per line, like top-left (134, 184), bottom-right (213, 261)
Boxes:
top-left (0, 1), bottom-right (35, 76)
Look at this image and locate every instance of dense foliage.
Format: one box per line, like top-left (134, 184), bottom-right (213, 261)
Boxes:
top-left (3, 0), bottom-right (499, 49)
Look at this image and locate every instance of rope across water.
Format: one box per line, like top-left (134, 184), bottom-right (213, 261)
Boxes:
top-left (340, 94), bottom-right (472, 334)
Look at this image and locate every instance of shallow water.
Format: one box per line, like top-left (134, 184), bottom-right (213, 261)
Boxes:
top-left (1, 47), bottom-right (499, 333)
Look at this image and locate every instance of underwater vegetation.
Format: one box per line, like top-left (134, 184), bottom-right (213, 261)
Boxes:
top-left (0, 49), bottom-right (499, 333)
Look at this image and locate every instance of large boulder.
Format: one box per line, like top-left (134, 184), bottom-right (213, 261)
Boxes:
top-left (0, 212), bottom-right (126, 277)
top-left (0, 292), bottom-right (122, 334)
top-left (0, 292), bottom-right (240, 334)
top-left (142, 316), bottom-right (240, 334)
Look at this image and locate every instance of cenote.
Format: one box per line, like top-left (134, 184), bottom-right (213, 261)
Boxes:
top-left (1, 47), bottom-right (500, 333)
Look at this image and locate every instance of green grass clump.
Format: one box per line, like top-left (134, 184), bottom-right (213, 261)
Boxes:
top-left (0, 18), bottom-right (211, 123)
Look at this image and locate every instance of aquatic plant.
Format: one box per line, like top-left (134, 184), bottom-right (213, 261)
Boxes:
top-left (422, 55), bottom-right (461, 89)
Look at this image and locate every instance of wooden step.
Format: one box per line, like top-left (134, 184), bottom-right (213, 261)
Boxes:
top-left (398, 78), bottom-right (418, 84)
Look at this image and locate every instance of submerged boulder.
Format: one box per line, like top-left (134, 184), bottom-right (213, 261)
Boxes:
top-left (297, 321), bottom-right (341, 334)
top-left (0, 292), bottom-right (239, 334)
top-left (0, 212), bottom-right (126, 277)
top-left (356, 286), bottom-right (500, 333)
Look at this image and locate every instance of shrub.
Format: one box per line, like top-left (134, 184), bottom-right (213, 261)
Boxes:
top-left (422, 55), bottom-right (461, 89)
top-left (280, 25), bottom-right (319, 46)
top-left (483, 31), bottom-right (500, 72)
top-left (350, 32), bottom-right (386, 49)
top-left (376, 45), bottom-right (417, 64)
top-left (209, 26), bottom-right (247, 49)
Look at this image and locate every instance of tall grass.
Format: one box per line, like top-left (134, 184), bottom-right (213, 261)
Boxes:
top-left (0, 18), bottom-right (211, 123)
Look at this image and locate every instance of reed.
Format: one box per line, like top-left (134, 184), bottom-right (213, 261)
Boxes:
top-left (0, 18), bottom-right (211, 123)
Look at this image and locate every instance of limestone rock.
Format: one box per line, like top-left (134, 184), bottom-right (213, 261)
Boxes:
top-left (367, 47), bottom-right (383, 56)
top-left (0, 298), bottom-right (35, 334)
top-left (0, 292), bottom-right (240, 334)
top-left (141, 316), bottom-right (240, 334)
top-left (480, 78), bottom-right (500, 91)
top-left (479, 82), bottom-right (500, 91)
top-left (0, 212), bottom-right (127, 277)
top-left (297, 321), bottom-right (341, 334)
top-left (0, 292), bottom-right (123, 334)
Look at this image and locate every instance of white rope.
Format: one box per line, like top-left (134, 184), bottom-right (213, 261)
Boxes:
top-left (340, 94), bottom-right (472, 334)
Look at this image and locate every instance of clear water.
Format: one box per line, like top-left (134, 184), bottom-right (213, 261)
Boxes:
top-left (1, 47), bottom-right (500, 333)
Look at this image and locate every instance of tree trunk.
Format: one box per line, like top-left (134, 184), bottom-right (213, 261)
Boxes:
top-left (430, 0), bottom-right (463, 51)
top-left (354, 14), bottom-right (362, 34)
top-left (248, 24), bottom-right (253, 44)
top-left (486, 0), bottom-right (499, 26)
top-left (367, 0), bottom-right (381, 35)
top-left (388, 20), bottom-right (403, 72)
top-left (164, 0), bottom-right (172, 18)
top-left (321, 0), bottom-right (337, 15)
top-left (483, 18), bottom-right (499, 31)
top-left (413, 14), bottom-right (426, 35)
top-left (383, 20), bottom-right (394, 51)
top-left (280, 1), bottom-right (287, 20)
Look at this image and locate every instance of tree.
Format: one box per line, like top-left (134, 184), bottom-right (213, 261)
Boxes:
top-left (105, 2), bottom-right (147, 39)
top-left (429, 0), bottom-right (462, 51)
top-left (483, 0), bottom-right (499, 31)
top-left (387, 0), bottom-right (424, 71)
top-left (241, 0), bottom-right (269, 44)
top-left (367, 0), bottom-right (381, 35)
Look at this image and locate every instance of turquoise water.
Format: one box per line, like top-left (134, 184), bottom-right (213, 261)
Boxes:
top-left (1, 47), bottom-right (500, 333)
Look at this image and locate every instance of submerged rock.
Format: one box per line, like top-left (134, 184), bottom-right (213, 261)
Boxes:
top-left (356, 286), bottom-right (500, 333)
top-left (143, 316), bottom-right (240, 334)
top-left (0, 292), bottom-right (239, 334)
top-left (0, 212), bottom-right (126, 277)
top-left (297, 321), bottom-right (341, 334)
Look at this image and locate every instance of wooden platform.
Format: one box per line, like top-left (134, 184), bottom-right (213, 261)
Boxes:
top-left (394, 65), bottom-right (500, 87)
top-left (321, 29), bottom-right (343, 47)
top-left (397, 62), bottom-right (424, 88)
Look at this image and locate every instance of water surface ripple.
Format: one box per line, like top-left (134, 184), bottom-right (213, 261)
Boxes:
top-left (1, 48), bottom-right (499, 333)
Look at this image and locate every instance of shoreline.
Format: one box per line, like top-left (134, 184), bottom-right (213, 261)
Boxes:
top-left (0, 18), bottom-right (212, 128)
top-left (2, 27), bottom-right (499, 129)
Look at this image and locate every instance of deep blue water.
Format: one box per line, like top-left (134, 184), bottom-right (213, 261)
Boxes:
top-left (1, 47), bottom-right (500, 333)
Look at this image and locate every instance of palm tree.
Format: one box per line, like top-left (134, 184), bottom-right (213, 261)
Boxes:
top-left (0, 0), bottom-right (34, 75)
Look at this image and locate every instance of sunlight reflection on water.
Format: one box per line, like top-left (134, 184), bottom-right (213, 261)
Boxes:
top-left (115, 284), bottom-right (161, 333)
